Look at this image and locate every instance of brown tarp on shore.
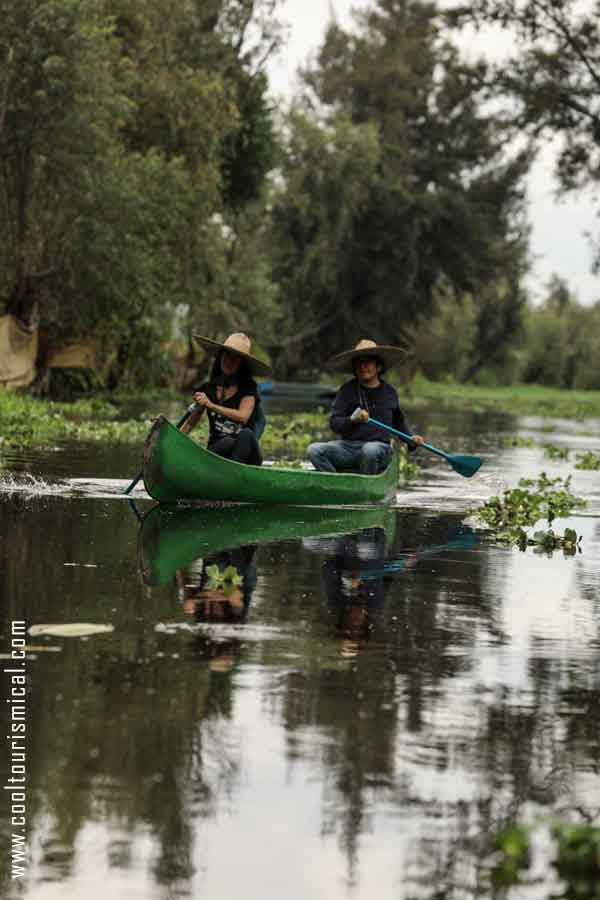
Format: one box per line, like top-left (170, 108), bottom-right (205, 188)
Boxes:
top-left (46, 343), bottom-right (96, 369)
top-left (0, 314), bottom-right (38, 389)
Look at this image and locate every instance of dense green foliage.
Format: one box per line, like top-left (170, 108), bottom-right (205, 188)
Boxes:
top-left (0, 0), bottom-right (281, 389)
top-left (1, 0), bottom-right (599, 390)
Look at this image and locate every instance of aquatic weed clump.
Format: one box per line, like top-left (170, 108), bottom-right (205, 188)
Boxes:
top-left (478, 473), bottom-right (586, 529)
top-left (476, 473), bottom-right (586, 549)
top-left (488, 822), bottom-right (600, 898)
top-left (543, 443), bottom-right (570, 460)
top-left (575, 451), bottom-right (600, 470)
top-left (0, 392), bottom-right (149, 449)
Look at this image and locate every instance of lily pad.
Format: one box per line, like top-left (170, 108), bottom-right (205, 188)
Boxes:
top-left (25, 645), bottom-right (62, 652)
top-left (28, 623), bottom-right (114, 638)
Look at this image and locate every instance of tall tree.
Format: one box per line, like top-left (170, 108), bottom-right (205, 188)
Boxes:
top-left (0, 0), bottom-right (125, 322)
top-left (0, 0), bottom-right (282, 388)
top-left (269, 0), bottom-right (531, 375)
top-left (467, 0), bottom-right (600, 194)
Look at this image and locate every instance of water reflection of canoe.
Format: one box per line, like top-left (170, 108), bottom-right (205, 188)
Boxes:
top-left (140, 503), bottom-right (396, 586)
top-left (142, 416), bottom-right (399, 505)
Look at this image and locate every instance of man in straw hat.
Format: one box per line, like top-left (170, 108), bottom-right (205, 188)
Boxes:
top-left (307, 339), bottom-right (424, 474)
top-left (181, 332), bottom-right (271, 466)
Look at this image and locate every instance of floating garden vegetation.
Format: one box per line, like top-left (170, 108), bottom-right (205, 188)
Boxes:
top-left (543, 443), bottom-right (570, 460)
top-left (204, 565), bottom-right (243, 596)
top-left (575, 450), bottom-right (600, 470)
top-left (501, 435), bottom-right (537, 448)
top-left (0, 395), bottom-right (420, 479)
top-left (475, 473), bottom-right (586, 549)
top-left (0, 392), bottom-right (150, 448)
top-left (490, 822), bottom-right (600, 897)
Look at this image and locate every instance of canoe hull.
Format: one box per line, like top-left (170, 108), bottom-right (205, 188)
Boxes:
top-left (142, 416), bottom-right (399, 506)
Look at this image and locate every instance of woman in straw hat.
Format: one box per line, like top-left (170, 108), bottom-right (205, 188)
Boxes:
top-left (307, 339), bottom-right (424, 475)
top-left (181, 332), bottom-right (271, 466)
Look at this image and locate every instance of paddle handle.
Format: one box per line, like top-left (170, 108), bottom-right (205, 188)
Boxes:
top-left (123, 402), bottom-right (198, 495)
top-left (367, 417), bottom-right (449, 461)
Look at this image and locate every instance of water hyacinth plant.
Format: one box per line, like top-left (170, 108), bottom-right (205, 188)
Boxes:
top-left (476, 473), bottom-right (586, 548)
top-left (543, 443), bottom-right (570, 460)
top-left (575, 451), bottom-right (600, 470)
top-left (489, 822), bottom-right (600, 898)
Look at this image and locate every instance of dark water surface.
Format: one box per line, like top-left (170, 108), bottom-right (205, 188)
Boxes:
top-left (1, 405), bottom-right (599, 899)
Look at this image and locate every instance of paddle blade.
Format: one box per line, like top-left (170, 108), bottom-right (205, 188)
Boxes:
top-left (448, 455), bottom-right (482, 478)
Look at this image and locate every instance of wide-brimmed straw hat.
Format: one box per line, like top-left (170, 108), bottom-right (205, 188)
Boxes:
top-left (193, 332), bottom-right (272, 377)
top-left (325, 339), bottom-right (406, 373)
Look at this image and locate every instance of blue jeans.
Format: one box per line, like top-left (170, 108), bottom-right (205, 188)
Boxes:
top-left (307, 440), bottom-right (391, 475)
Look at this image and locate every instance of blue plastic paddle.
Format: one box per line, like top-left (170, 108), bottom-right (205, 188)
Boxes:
top-left (367, 416), bottom-right (482, 478)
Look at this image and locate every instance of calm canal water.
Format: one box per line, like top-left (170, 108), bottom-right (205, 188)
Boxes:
top-left (1, 403), bottom-right (599, 899)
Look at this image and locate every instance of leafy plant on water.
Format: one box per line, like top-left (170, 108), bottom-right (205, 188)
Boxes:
top-left (502, 435), bottom-right (537, 448)
top-left (553, 824), bottom-right (600, 898)
top-left (544, 443), bottom-right (570, 460)
top-left (490, 824), bottom-right (531, 887)
top-left (476, 472), bottom-right (586, 548)
top-left (575, 451), bottom-right (600, 470)
top-left (489, 823), bottom-right (600, 898)
top-left (205, 565), bottom-right (243, 597)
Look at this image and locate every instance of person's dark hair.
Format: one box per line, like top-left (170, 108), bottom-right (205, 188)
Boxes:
top-left (209, 351), bottom-right (255, 389)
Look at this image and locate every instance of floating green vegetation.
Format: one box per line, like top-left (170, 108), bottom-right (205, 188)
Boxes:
top-left (490, 824), bottom-right (531, 887)
top-left (0, 392), bottom-right (150, 449)
top-left (543, 443), bottom-right (570, 460)
top-left (501, 435), bottom-right (537, 448)
top-left (205, 565), bottom-right (243, 596)
top-left (476, 473), bottom-right (586, 548)
top-left (490, 823), bottom-right (600, 897)
top-left (0, 395), bottom-right (420, 479)
top-left (575, 450), bottom-right (600, 470)
top-left (263, 411), bottom-right (328, 457)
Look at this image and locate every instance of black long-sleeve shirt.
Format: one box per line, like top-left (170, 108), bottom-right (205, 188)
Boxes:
top-left (329, 378), bottom-right (413, 445)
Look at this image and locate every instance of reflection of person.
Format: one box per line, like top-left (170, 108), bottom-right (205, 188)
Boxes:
top-left (181, 332), bottom-right (271, 466)
top-left (308, 339), bottom-right (424, 475)
top-left (321, 527), bottom-right (388, 656)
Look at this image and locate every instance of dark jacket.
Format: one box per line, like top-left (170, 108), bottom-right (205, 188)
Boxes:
top-left (329, 378), bottom-right (413, 444)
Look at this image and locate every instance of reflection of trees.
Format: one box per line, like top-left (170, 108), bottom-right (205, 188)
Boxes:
top-left (575, 519), bottom-right (600, 608)
top-left (263, 512), bottom-right (493, 884)
top-left (1, 497), bottom-right (598, 899)
top-left (261, 510), bottom-right (600, 896)
top-left (0, 497), bottom-right (244, 898)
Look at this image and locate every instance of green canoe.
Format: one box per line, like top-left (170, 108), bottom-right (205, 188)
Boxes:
top-left (142, 416), bottom-right (399, 506)
top-left (139, 503), bottom-right (396, 586)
